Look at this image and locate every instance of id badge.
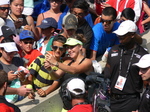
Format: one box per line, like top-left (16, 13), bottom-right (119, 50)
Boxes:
top-left (114, 76), bottom-right (127, 91)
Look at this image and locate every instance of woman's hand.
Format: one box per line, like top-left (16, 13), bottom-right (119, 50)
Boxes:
top-left (8, 71), bottom-right (18, 81)
top-left (45, 51), bottom-right (57, 66)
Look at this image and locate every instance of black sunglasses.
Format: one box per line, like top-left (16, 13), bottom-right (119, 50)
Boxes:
top-left (0, 7), bottom-right (10, 11)
top-left (23, 41), bottom-right (34, 44)
top-left (101, 18), bottom-right (113, 25)
top-left (66, 45), bottom-right (77, 49)
top-left (52, 46), bottom-right (64, 51)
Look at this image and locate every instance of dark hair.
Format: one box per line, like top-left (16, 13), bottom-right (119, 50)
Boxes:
top-left (10, 0), bottom-right (24, 4)
top-left (0, 70), bottom-right (8, 89)
top-left (72, 0), bottom-right (89, 13)
top-left (102, 7), bottom-right (117, 20)
top-left (52, 35), bottom-right (66, 45)
top-left (121, 8), bottom-right (135, 21)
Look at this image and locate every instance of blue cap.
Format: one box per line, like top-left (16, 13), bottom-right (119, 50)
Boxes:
top-left (19, 30), bottom-right (34, 40)
top-left (37, 17), bottom-right (58, 29)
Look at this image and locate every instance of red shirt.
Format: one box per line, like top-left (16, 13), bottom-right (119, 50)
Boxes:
top-left (0, 103), bottom-right (14, 112)
top-left (68, 104), bottom-right (93, 112)
top-left (19, 49), bottom-right (42, 66)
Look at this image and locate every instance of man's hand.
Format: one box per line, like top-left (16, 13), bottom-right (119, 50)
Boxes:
top-left (8, 71), bottom-right (18, 81)
top-left (17, 85), bottom-right (32, 96)
top-left (36, 88), bottom-right (47, 97)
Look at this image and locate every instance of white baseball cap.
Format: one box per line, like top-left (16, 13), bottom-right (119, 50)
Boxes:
top-left (133, 54), bottom-right (150, 68)
top-left (0, 42), bottom-right (18, 52)
top-left (113, 20), bottom-right (137, 36)
top-left (67, 78), bottom-right (85, 95)
top-left (0, 0), bottom-right (10, 6)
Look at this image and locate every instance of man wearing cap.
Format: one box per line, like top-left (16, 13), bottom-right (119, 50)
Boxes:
top-left (0, 25), bottom-right (16, 40)
top-left (90, 7), bottom-right (120, 61)
top-left (59, 77), bottom-right (93, 112)
top-left (71, 0), bottom-right (93, 58)
top-left (19, 30), bottom-right (42, 67)
top-left (37, 17), bottom-right (58, 55)
top-left (132, 54), bottom-right (150, 112)
top-left (61, 14), bottom-right (78, 38)
top-left (0, 38), bottom-right (32, 101)
top-left (104, 20), bottom-right (148, 112)
top-left (0, 0), bottom-right (16, 34)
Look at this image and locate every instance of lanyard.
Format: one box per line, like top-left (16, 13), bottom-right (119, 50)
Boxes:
top-left (119, 49), bottom-right (135, 78)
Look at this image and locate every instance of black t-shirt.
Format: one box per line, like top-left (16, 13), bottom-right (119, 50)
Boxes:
top-left (78, 21), bottom-right (93, 58)
top-left (104, 44), bottom-right (148, 94)
top-left (0, 95), bottom-right (20, 112)
top-left (139, 85), bottom-right (150, 112)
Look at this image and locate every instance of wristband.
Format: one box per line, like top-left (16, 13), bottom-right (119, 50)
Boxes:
top-left (54, 61), bottom-right (59, 67)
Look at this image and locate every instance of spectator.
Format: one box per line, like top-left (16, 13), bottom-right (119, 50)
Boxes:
top-left (102, 0), bottom-right (142, 22)
top-left (36, 0), bottom-right (63, 36)
top-left (45, 36), bottom-right (93, 80)
top-left (137, 0), bottom-right (150, 34)
top-left (0, 25), bottom-right (17, 43)
top-left (8, 0), bottom-right (38, 40)
top-left (104, 20), bottom-right (148, 112)
top-left (132, 54), bottom-right (150, 112)
top-left (0, 70), bottom-right (20, 112)
top-left (59, 77), bottom-right (93, 111)
top-left (90, 7), bottom-right (120, 60)
top-left (71, 0), bottom-right (93, 58)
top-left (60, 14), bottom-right (78, 38)
top-left (28, 35), bottom-right (66, 97)
top-left (0, 38), bottom-right (32, 103)
top-left (119, 8), bottom-right (135, 23)
top-left (58, 0), bottom-right (94, 30)
top-left (18, 30), bottom-right (42, 67)
top-left (0, 0), bottom-right (16, 34)
top-left (36, 17), bottom-right (58, 55)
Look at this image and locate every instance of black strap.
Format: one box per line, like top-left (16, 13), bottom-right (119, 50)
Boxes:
top-left (79, 57), bottom-right (86, 65)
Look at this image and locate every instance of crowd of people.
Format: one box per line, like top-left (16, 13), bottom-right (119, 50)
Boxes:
top-left (0, 0), bottom-right (150, 112)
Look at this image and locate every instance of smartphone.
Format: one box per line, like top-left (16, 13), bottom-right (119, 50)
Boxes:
top-left (18, 18), bottom-right (23, 22)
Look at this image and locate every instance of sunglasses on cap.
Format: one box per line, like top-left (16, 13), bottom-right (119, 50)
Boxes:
top-left (0, 7), bottom-right (10, 11)
top-left (23, 41), bottom-right (34, 44)
top-left (101, 18), bottom-right (113, 25)
top-left (52, 46), bottom-right (64, 51)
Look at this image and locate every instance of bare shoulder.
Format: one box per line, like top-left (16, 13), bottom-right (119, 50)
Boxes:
top-left (62, 59), bottom-right (72, 65)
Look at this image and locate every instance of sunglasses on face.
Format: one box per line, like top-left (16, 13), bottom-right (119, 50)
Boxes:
top-left (66, 45), bottom-right (77, 49)
top-left (23, 41), bottom-right (34, 44)
top-left (52, 46), bottom-right (64, 51)
top-left (72, 12), bottom-right (84, 17)
top-left (0, 7), bottom-right (10, 11)
top-left (101, 18), bottom-right (113, 25)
